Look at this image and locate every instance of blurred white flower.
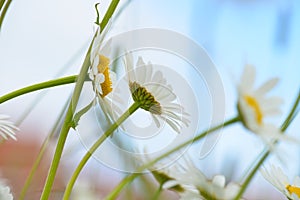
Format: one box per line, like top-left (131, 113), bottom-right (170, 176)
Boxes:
top-left (124, 53), bottom-right (190, 133)
top-left (0, 180), bottom-right (13, 200)
top-left (163, 157), bottom-right (241, 200)
top-left (0, 115), bottom-right (19, 141)
top-left (237, 65), bottom-right (285, 144)
top-left (261, 165), bottom-right (300, 200)
top-left (72, 180), bottom-right (101, 200)
top-left (144, 155), bottom-right (241, 200)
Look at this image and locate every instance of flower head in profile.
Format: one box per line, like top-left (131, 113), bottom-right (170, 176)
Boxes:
top-left (237, 65), bottom-right (284, 144)
top-left (261, 165), bottom-right (300, 200)
top-left (141, 154), bottom-right (241, 199)
top-left (162, 157), bottom-right (241, 200)
top-left (0, 114), bottom-right (19, 141)
top-left (88, 28), bottom-right (115, 98)
top-left (87, 27), bottom-right (122, 127)
top-left (124, 53), bottom-right (190, 133)
top-left (0, 180), bottom-right (13, 200)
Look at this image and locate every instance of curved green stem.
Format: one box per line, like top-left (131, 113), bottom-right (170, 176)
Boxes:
top-left (40, 73), bottom-right (89, 199)
top-left (0, 0), bottom-right (12, 30)
top-left (234, 89), bottom-right (300, 200)
top-left (19, 96), bottom-right (70, 200)
top-left (40, 1), bottom-right (120, 199)
top-left (153, 183), bottom-right (163, 200)
top-left (0, 0), bottom-right (6, 11)
top-left (0, 75), bottom-right (77, 104)
top-left (100, 0), bottom-right (120, 31)
top-left (62, 102), bottom-right (140, 200)
top-left (105, 116), bottom-right (240, 200)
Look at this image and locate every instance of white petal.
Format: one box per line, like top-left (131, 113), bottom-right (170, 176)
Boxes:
top-left (88, 70), bottom-right (94, 81)
top-left (124, 53), bottom-right (136, 82)
top-left (255, 78), bottom-right (279, 96)
top-left (95, 73), bottom-right (105, 84)
top-left (100, 38), bottom-right (112, 57)
top-left (109, 71), bottom-right (117, 86)
top-left (136, 66), bottom-right (147, 84)
top-left (239, 64), bottom-right (256, 92)
top-left (224, 183), bottom-right (240, 198)
top-left (136, 56), bottom-right (146, 67)
top-left (212, 175), bottom-right (226, 188)
top-left (92, 55), bottom-right (100, 74)
top-left (165, 118), bottom-right (180, 133)
top-left (151, 115), bottom-right (161, 128)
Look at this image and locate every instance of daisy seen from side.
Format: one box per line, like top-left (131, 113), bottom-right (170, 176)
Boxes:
top-left (123, 52), bottom-right (190, 133)
top-left (237, 64), bottom-right (285, 144)
top-left (163, 156), bottom-right (241, 200)
top-left (261, 164), bottom-right (300, 200)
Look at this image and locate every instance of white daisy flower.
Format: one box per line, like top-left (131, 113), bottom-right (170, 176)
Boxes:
top-left (163, 157), bottom-right (241, 200)
top-left (0, 180), bottom-right (13, 200)
top-left (87, 27), bottom-right (122, 128)
top-left (0, 114), bottom-right (19, 141)
top-left (139, 151), bottom-right (185, 193)
top-left (237, 64), bottom-right (285, 144)
top-left (88, 27), bottom-right (115, 98)
top-left (261, 165), bottom-right (300, 200)
top-left (123, 53), bottom-right (190, 133)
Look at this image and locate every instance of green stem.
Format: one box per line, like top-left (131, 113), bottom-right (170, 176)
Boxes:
top-left (153, 183), bottom-right (163, 200)
top-left (40, 45), bottom-right (92, 200)
top-left (281, 88), bottom-right (300, 132)
top-left (100, 0), bottom-right (120, 31)
top-left (62, 102), bottom-right (140, 200)
top-left (0, 75), bottom-right (77, 104)
top-left (234, 89), bottom-right (300, 200)
top-left (19, 96), bottom-right (71, 200)
top-left (40, 1), bottom-right (120, 199)
top-left (105, 116), bottom-right (240, 200)
top-left (0, 0), bottom-right (11, 30)
top-left (0, 0), bottom-right (5, 11)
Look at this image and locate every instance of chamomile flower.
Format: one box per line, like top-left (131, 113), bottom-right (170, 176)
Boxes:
top-left (261, 165), bottom-right (300, 200)
top-left (0, 180), bottom-right (13, 200)
top-left (163, 157), bottom-right (241, 200)
top-left (124, 53), bottom-right (190, 133)
top-left (88, 27), bottom-right (115, 98)
top-left (237, 65), bottom-right (284, 144)
top-left (87, 27), bottom-right (121, 127)
top-left (139, 151), bottom-right (185, 193)
top-left (0, 114), bottom-right (19, 141)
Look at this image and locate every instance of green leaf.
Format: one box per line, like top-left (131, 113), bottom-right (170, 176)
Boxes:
top-left (71, 99), bottom-right (95, 130)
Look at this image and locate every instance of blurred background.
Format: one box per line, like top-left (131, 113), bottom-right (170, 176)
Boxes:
top-left (0, 0), bottom-right (299, 199)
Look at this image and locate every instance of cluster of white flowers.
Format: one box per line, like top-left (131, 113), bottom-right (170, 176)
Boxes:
top-left (146, 156), bottom-right (241, 200)
top-left (88, 29), bottom-right (300, 199)
top-left (89, 33), bottom-right (190, 134)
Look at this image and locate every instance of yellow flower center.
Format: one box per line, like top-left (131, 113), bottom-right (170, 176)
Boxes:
top-left (286, 185), bottom-right (300, 198)
top-left (244, 95), bottom-right (263, 125)
top-left (97, 55), bottom-right (112, 97)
